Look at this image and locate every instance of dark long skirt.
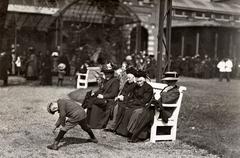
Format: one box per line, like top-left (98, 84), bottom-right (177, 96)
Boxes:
top-left (115, 104), bottom-right (143, 136)
top-left (86, 99), bottom-right (116, 129)
top-left (86, 104), bottom-right (110, 129)
top-left (131, 107), bottom-right (155, 141)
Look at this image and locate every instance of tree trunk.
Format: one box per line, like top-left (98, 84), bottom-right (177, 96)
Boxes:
top-left (0, 0), bottom-right (9, 51)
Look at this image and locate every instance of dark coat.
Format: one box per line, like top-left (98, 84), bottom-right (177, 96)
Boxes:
top-left (87, 76), bottom-right (120, 129)
top-left (130, 85), bottom-right (180, 141)
top-left (0, 53), bottom-right (11, 80)
top-left (115, 82), bottom-right (153, 136)
top-left (114, 82), bottom-right (137, 130)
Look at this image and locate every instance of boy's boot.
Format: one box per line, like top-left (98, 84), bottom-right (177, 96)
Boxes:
top-left (87, 130), bottom-right (98, 143)
top-left (47, 130), bottom-right (66, 150)
top-left (47, 140), bottom-right (59, 150)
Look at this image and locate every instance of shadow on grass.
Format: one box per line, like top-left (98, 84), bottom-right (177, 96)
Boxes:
top-left (58, 137), bottom-right (92, 149)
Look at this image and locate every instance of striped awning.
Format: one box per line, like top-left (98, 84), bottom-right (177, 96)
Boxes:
top-left (173, 0), bottom-right (240, 15)
top-left (172, 19), bottom-right (240, 28)
top-left (6, 0), bottom-right (140, 31)
top-left (54, 0), bottom-right (140, 25)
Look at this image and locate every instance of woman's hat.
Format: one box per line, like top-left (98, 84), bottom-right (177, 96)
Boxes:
top-left (125, 55), bottom-right (132, 61)
top-left (135, 70), bottom-right (147, 78)
top-left (161, 71), bottom-right (179, 81)
top-left (58, 63), bottom-right (66, 70)
top-left (126, 67), bottom-right (138, 76)
top-left (51, 52), bottom-right (59, 57)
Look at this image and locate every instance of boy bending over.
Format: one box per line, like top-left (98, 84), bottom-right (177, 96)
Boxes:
top-left (47, 99), bottom-right (98, 150)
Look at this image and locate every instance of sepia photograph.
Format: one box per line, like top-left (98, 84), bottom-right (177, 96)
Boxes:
top-left (0, 0), bottom-right (239, 157)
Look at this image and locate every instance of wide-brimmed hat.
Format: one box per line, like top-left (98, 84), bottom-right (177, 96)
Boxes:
top-left (125, 55), bottom-right (132, 61)
top-left (161, 71), bottom-right (179, 81)
top-left (58, 63), bottom-right (66, 70)
top-left (135, 70), bottom-right (147, 78)
top-left (101, 63), bottom-right (115, 73)
top-left (51, 52), bottom-right (59, 57)
top-left (126, 67), bottom-right (138, 76)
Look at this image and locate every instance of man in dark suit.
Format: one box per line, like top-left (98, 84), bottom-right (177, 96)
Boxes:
top-left (128, 71), bottom-right (180, 143)
top-left (86, 63), bottom-right (120, 129)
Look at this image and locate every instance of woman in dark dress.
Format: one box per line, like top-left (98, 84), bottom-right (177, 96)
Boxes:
top-left (128, 72), bottom-right (180, 142)
top-left (115, 70), bottom-right (153, 136)
top-left (86, 63), bottom-right (120, 129)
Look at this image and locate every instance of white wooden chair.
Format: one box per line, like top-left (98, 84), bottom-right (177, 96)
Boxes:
top-left (148, 82), bottom-right (187, 142)
top-left (76, 67), bottom-right (101, 89)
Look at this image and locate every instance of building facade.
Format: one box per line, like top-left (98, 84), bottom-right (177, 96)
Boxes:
top-left (4, 0), bottom-right (240, 63)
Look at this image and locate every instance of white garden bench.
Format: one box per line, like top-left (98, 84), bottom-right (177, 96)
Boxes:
top-left (76, 67), bottom-right (101, 89)
top-left (148, 82), bottom-right (187, 142)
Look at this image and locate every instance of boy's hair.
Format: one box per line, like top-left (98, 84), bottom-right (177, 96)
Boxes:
top-left (47, 102), bottom-right (56, 114)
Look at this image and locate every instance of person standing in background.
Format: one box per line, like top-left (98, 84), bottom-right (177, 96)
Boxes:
top-left (217, 57), bottom-right (233, 82)
top-left (57, 63), bottom-right (66, 86)
top-left (0, 51), bottom-right (10, 86)
top-left (15, 55), bottom-right (22, 76)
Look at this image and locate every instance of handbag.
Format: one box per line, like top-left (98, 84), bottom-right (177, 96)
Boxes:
top-left (81, 90), bottom-right (93, 109)
top-left (93, 98), bottom-right (107, 108)
top-left (150, 98), bottom-right (172, 123)
top-left (159, 109), bottom-right (172, 123)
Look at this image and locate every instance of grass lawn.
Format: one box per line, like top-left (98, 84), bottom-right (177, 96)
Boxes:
top-left (0, 76), bottom-right (239, 157)
top-left (177, 77), bottom-right (240, 158)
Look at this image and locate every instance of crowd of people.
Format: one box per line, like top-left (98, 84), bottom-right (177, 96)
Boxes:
top-left (47, 61), bottom-right (181, 150)
top-left (170, 55), bottom-right (235, 79)
top-left (0, 45), bottom-right (237, 87)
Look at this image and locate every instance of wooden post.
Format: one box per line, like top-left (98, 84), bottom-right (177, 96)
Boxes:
top-left (229, 33), bottom-right (233, 58)
top-left (156, 0), bottom-right (166, 82)
top-left (136, 22), bottom-right (141, 54)
top-left (166, 0), bottom-right (172, 71)
top-left (55, 18), bottom-right (59, 47)
top-left (181, 34), bottom-right (185, 57)
top-left (14, 15), bottom-right (17, 54)
top-left (214, 32), bottom-right (218, 59)
top-left (59, 15), bottom-right (63, 54)
top-left (195, 32), bottom-right (200, 56)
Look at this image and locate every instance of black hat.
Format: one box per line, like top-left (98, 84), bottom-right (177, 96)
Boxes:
top-left (161, 71), bottom-right (179, 81)
top-left (135, 70), bottom-right (147, 78)
top-left (126, 67), bottom-right (138, 76)
top-left (101, 63), bottom-right (114, 73)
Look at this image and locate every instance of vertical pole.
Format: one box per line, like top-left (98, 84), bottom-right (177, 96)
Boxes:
top-left (14, 15), bottom-right (17, 54)
top-left (136, 22), bottom-right (141, 54)
top-left (166, 0), bottom-right (172, 71)
top-left (55, 18), bottom-right (59, 47)
top-left (59, 15), bottom-right (63, 54)
top-left (156, 0), bottom-right (166, 82)
top-left (229, 33), bottom-right (233, 58)
top-left (195, 32), bottom-right (200, 56)
top-left (181, 34), bottom-right (185, 57)
top-left (214, 32), bottom-right (218, 59)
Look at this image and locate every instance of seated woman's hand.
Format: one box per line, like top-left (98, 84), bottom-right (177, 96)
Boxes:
top-left (97, 94), bottom-right (104, 99)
